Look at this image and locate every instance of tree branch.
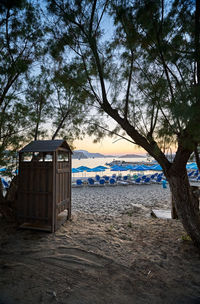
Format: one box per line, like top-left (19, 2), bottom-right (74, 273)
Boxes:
top-left (124, 49), bottom-right (134, 119)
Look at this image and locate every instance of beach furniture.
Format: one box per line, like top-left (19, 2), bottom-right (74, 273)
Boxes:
top-left (75, 179), bottom-right (83, 187)
top-left (88, 178), bottom-right (95, 186)
top-left (133, 177), bottom-right (142, 184)
top-left (150, 173), bottom-right (157, 180)
top-left (127, 177), bottom-right (141, 185)
top-left (99, 178), bottom-right (105, 186)
top-left (1, 178), bottom-right (9, 188)
top-left (117, 179), bottom-right (129, 185)
top-left (108, 178), bottom-right (117, 186)
top-left (190, 171), bottom-right (199, 181)
top-left (17, 139), bottom-right (72, 232)
top-left (190, 175), bottom-right (200, 182)
top-left (152, 176), bottom-right (162, 184)
top-left (188, 171), bottom-right (195, 178)
top-left (95, 175), bottom-right (101, 181)
top-left (104, 176), bottom-right (110, 182)
top-left (142, 177), bottom-right (151, 184)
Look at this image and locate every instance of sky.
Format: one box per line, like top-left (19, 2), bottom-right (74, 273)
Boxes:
top-left (73, 135), bottom-right (146, 155)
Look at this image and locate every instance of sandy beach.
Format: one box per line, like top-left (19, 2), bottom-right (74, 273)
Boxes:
top-left (1, 183), bottom-right (200, 304)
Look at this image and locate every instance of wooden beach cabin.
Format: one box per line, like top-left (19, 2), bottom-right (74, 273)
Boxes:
top-left (16, 140), bottom-right (72, 232)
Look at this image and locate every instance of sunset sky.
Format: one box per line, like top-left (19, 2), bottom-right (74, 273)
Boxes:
top-left (73, 135), bottom-right (146, 155)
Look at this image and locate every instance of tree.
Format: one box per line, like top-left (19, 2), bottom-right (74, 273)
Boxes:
top-left (46, 0), bottom-right (200, 247)
top-left (0, 0), bottom-right (45, 167)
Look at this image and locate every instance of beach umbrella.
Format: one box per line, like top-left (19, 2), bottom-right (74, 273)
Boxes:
top-left (86, 168), bottom-right (93, 172)
top-left (0, 168), bottom-right (6, 173)
top-left (90, 167), bottom-right (105, 172)
top-left (186, 163), bottom-right (198, 170)
top-left (150, 164), bottom-right (163, 171)
top-left (90, 168), bottom-right (105, 176)
top-left (72, 168), bottom-right (81, 173)
top-left (111, 165), bottom-right (128, 171)
top-left (141, 165), bottom-right (151, 170)
top-left (93, 165), bottom-right (108, 170)
top-left (76, 166), bottom-right (91, 171)
top-left (125, 165), bottom-right (135, 170)
top-left (131, 165), bottom-right (147, 171)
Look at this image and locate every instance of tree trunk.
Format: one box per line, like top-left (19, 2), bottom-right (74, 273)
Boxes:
top-left (168, 171), bottom-right (200, 247)
top-left (171, 193), bottom-right (178, 219)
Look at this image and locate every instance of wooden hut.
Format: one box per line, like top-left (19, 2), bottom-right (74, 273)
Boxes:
top-left (17, 140), bottom-right (72, 232)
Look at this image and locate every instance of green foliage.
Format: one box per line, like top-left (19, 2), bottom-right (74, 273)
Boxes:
top-left (45, 0), bottom-right (200, 154)
top-left (1, 0), bottom-right (200, 173)
top-left (181, 234), bottom-right (192, 241)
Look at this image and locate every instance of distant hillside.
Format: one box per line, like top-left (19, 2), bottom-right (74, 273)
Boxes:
top-left (72, 151), bottom-right (88, 159)
top-left (119, 154), bottom-right (146, 158)
top-left (72, 150), bottom-right (114, 159)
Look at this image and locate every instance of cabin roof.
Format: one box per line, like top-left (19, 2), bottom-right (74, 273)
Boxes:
top-left (19, 140), bottom-right (72, 153)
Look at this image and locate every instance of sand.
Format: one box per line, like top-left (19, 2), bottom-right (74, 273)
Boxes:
top-left (0, 184), bottom-right (200, 304)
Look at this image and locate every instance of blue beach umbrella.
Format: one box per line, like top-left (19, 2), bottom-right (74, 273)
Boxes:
top-left (72, 168), bottom-right (81, 173)
top-left (150, 164), bottom-right (163, 171)
top-left (111, 166), bottom-right (129, 174)
top-left (0, 168), bottom-right (6, 173)
top-left (94, 165), bottom-right (108, 170)
top-left (90, 168), bottom-right (105, 177)
top-left (186, 163), bottom-right (198, 170)
top-left (91, 167), bottom-right (105, 172)
top-left (125, 165), bottom-right (135, 170)
top-left (76, 166), bottom-right (91, 171)
top-left (132, 165), bottom-right (147, 171)
top-left (86, 168), bottom-right (93, 172)
top-left (141, 165), bottom-right (151, 170)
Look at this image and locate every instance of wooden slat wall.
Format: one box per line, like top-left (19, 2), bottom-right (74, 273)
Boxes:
top-left (17, 148), bottom-right (71, 232)
top-left (17, 161), bottom-right (53, 226)
top-left (55, 157), bottom-right (71, 230)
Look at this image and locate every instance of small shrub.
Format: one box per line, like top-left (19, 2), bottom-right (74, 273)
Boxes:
top-left (181, 234), bottom-right (192, 241)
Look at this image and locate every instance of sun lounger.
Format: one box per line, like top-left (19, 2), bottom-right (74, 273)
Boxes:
top-left (95, 175), bottom-right (100, 181)
top-left (98, 179), bottom-right (105, 186)
top-left (72, 179), bottom-right (84, 187)
top-left (88, 178), bottom-right (96, 186)
top-left (1, 178), bottom-right (9, 189)
top-left (128, 177), bottom-right (141, 185)
top-left (108, 178), bottom-right (117, 186)
top-left (117, 180), bottom-right (129, 185)
top-left (142, 177), bottom-right (151, 184)
top-left (152, 176), bottom-right (162, 184)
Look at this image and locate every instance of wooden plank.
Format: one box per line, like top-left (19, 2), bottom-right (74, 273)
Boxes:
top-left (151, 209), bottom-right (172, 219)
top-left (52, 151), bottom-right (56, 232)
top-left (47, 168), bottom-right (53, 226)
top-left (56, 168), bottom-right (70, 174)
top-left (56, 199), bottom-right (69, 209)
top-left (17, 215), bottom-right (49, 220)
top-left (18, 191), bottom-right (53, 195)
top-left (20, 222), bottom-right (51, 232)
